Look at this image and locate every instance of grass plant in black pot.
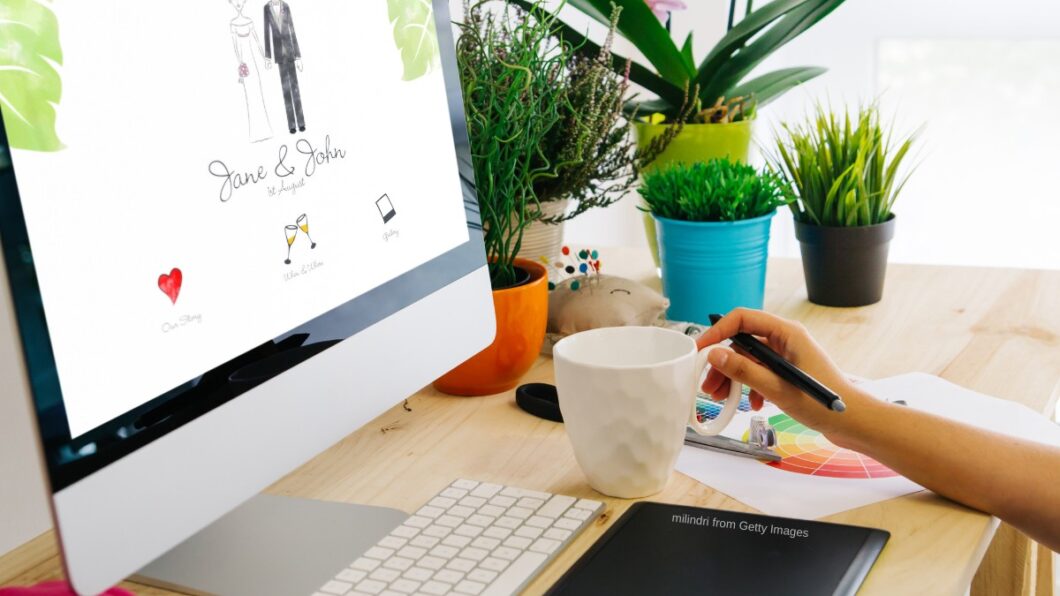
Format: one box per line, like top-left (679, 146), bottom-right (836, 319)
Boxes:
top-left (639, 158), bottom-right (788, 324)
top-left (771, 104), bottom-right (919, 307)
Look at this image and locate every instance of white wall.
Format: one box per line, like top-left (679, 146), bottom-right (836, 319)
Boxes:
top-left (564, 0), bottom-right (1060, 271)
top-left (0, 256), bottom-right (51, 555)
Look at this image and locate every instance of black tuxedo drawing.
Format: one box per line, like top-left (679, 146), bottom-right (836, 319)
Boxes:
top-left (264, 1), bottom-right (305, 133)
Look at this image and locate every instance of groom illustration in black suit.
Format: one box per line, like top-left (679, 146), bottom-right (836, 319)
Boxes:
top-left (264, 0), bottom-right (305, 134)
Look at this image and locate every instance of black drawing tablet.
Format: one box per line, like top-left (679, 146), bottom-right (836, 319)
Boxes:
top-left (548, 502), bottom-right (889, 596)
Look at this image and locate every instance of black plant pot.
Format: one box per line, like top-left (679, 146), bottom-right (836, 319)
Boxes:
top-left (794, 215), bottom-right (896, 307)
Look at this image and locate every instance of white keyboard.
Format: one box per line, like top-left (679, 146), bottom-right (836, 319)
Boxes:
top-left (314, 479), bottom-right (604, 596)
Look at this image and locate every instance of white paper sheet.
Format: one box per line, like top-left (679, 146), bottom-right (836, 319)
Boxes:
top-left (675, 373), bottom-right (1060, 519)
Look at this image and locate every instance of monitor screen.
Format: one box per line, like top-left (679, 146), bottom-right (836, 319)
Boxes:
top-left (0, 0), bottom-right (480, 489)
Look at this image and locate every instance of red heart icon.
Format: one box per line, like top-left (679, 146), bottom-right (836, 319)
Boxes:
top-left (158, 268), bottom-right (182, 305)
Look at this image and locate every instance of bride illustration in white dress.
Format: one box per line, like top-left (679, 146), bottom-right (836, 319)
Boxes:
top-left (229, 0), bottom-right (272, 142)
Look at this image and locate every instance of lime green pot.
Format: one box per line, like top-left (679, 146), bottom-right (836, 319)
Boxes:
top-left (635, 120), bottom-right (754, 267)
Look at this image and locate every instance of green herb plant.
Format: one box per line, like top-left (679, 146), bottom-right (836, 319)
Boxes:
top-left (771, 103), bottom-right (918, 227)
top-left (457, 1), bottom-right (568, 288)
top-left (638, 158), bottom-right (788, 222)
top-left (513, 0), bottom-right (846, 124)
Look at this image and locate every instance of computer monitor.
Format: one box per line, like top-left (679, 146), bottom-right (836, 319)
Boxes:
top-left (0, 1), bottom-right (492, 593)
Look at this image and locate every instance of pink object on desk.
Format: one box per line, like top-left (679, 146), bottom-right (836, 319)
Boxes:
top-left (0, 581), bottom-right (133, 596)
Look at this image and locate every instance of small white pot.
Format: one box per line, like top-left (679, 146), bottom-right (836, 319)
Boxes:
top-left (517, 199), bottom-right (568, 261)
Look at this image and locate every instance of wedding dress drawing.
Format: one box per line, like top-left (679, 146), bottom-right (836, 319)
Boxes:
top-left (230, 0), bottom-right (272, 143)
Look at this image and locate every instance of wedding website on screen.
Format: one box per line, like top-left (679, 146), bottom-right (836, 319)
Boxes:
top-left (6, 1), bottom-right (468, 438)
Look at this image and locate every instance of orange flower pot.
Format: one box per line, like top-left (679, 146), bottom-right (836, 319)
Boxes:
top-left (434, 258), bottom-right (549, 396)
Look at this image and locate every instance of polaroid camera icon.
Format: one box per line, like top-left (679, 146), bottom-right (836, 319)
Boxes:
top-left (376, 194), bottom-right (396, 224)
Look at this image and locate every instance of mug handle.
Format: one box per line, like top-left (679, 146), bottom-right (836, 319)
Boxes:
top-left (688, 344), bottom-right (743, 436)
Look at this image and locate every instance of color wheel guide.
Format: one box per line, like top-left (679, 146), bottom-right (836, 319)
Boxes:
top-left (679, 373), bottom-right (1060, 519)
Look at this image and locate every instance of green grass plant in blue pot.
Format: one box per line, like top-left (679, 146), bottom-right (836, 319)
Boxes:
top-left (639, 159), bottom-right (789, 324)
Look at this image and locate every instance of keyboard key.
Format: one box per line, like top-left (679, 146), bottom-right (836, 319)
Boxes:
top-left (429, 496), bottom-right (456, 509)
top-left (459, 546), bottom-right (489, 561)
top-left (481, 552), bottom-right (547, 596)
top-left (544, 528), bottom-right (572, 541)
top-left (397, 546), bottom-right (426, 560)
top-left (320, 580), bottom-right (351, 594)
top-left (379, 590), bottom-right (403, 596)
top-left (466, 514), bottom-right (495, 527)
top-left (418, 555), bottom-right (446, 570)
top-left (507, 506), bottom-right (533, 519)
top-left (575, 498), bottom-right (603, 510)
top-left (495, 516), bottom-right (520, 529)
top-left (453, 479), bottom-right (480, 490)
top-left (525, 515), bottom-right (551, 529)
top-left (392, 525), bottom-right (421, 538)
top-left (369, 567), bottom-right (400, 583)
top-left (479, 504), bottom-right (505, 517)
top-left (352, 557), bottom-right (381, 572)
top-left (390, 578), bottom-right (421, 594)
top-left (470, 483), bottom-right (503, 499)
top-left (364, 546), bottom-right (394, 560)
top-left (471, 536), bottom-right (499, 550)
top-left (459, 496), bottom-right (487, 508)
top-left (442, 534), bottom-right (472, 548)
top-left (430, 544), bottom-right (460, 559)
top-left (441, 487), bottom-right (468, 499)
top-left (515, 526), bottom-right (542, 539)
top-left (405, 515), bottom-right (432, 528)
top-left (379, 535), bottom-right (408, 549)
top-left (354, 579), bottom-right (386, 595)
top-left (454, 524), bottom-right (483, 538)
top-left (516, 497), bottom-right (545, 510)
top-left (446, 557), bottom-right (476, 572)
top-left (423, 525), bottom-right (451, 538)
top-left (411, 535), bottom-right (439, 549)
top-left (421, 580), bottom-right (453, 595)
top-left (434, 569), bottom-right (465, 584)
top-left (404, 567), bottom-right (433, 581)
top-left (492, 546), bottom-right (520, 561)
top-left (489, 496), bottom-right (516, 508)
top-left (455, 579), bottom-right (486, 595)
top-left (468, 569), bottom-right (498, 583)
top-left (537, 495), bottom-right (576, 519)
top-left (554, 518), bottom-right (580, 531)
top-left (530, 538), bottom-right (561, 555)
top-left (565, 507), bottom-right (592, 521)
top-left (482, 526), bottom-right (510, 540)
top-left (479, 557), bottom-right (509, 572)
top-left (436, 515), bottom-right (462, 528)
top-left (416, 505), bottom-right (444, 519)
top-left (382, 556), bottom-right (414, 571)
top-left (449, 505), bottom-right (475, 518)
top-left (502, 536), bottom-right (531, 549)
top-left (337, 568), bottom-right (367, 583)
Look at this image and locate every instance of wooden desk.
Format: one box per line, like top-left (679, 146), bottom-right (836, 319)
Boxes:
top-left (2, 256), bottom-right (1058, 595)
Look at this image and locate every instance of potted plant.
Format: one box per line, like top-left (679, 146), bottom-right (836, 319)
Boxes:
top-left (433, 1), bottom-right (566, 396)
top-left (771, 103), bottom-right (919, 307)
top-left (516, 0), bottom-right (848, 263)
top-left (639, 158), bottom-right (788, 324)
top-left (517, 7), bottom-right (649, 261)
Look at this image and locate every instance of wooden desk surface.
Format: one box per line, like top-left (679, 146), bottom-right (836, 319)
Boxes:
top-left (3, 256), bottom-right (1059, 595)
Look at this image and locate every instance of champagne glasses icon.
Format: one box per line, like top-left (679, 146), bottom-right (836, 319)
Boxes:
top-left (284, 225), bottom-right (298, 264)
top-left (297, 214), bottom-right (316, 248)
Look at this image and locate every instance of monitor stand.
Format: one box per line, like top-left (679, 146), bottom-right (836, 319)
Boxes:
top-left (134, 494), bottom-right (408, 596)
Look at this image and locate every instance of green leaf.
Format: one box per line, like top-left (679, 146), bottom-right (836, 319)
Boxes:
top-left (680, 32), bottom-right (695, 67)
top-left (387, 0), bottom-right (439, 81)
top-left (728, 66), bottom-right (826, 107)
top-left (0, 0), bottom-right (63, 152)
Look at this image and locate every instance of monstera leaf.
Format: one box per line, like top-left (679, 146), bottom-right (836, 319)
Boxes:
top-left (0, 0), bottom-right (63, 152)
top-left (387, 0), bottom-right (438, 81)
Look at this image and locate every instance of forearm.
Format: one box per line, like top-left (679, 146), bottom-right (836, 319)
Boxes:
top-left (834, 389), bottom-right (1060, 551)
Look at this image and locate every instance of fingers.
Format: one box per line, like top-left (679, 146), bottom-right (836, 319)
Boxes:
top-left (749, 390), bottom-right (765, 411)
top-left (696, 308), bottom-right (801, 351)
top-left (707, 347), bottom-right (788, 405)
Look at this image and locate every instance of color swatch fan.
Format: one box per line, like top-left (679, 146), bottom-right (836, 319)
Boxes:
top-left (751, 413), bottom-right (897, 478)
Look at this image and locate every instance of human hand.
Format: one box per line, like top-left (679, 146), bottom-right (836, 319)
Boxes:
top-left (697, 308), bottom-right (872, 442)
top-left (295, 58), bottom-right (303, 72)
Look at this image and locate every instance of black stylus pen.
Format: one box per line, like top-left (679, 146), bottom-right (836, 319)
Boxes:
top-left (708, 314), bottom-right (846, 413)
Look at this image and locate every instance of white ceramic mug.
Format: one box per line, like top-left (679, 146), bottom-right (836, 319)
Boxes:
top-left (553, 326), bottom-right (742, 498)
